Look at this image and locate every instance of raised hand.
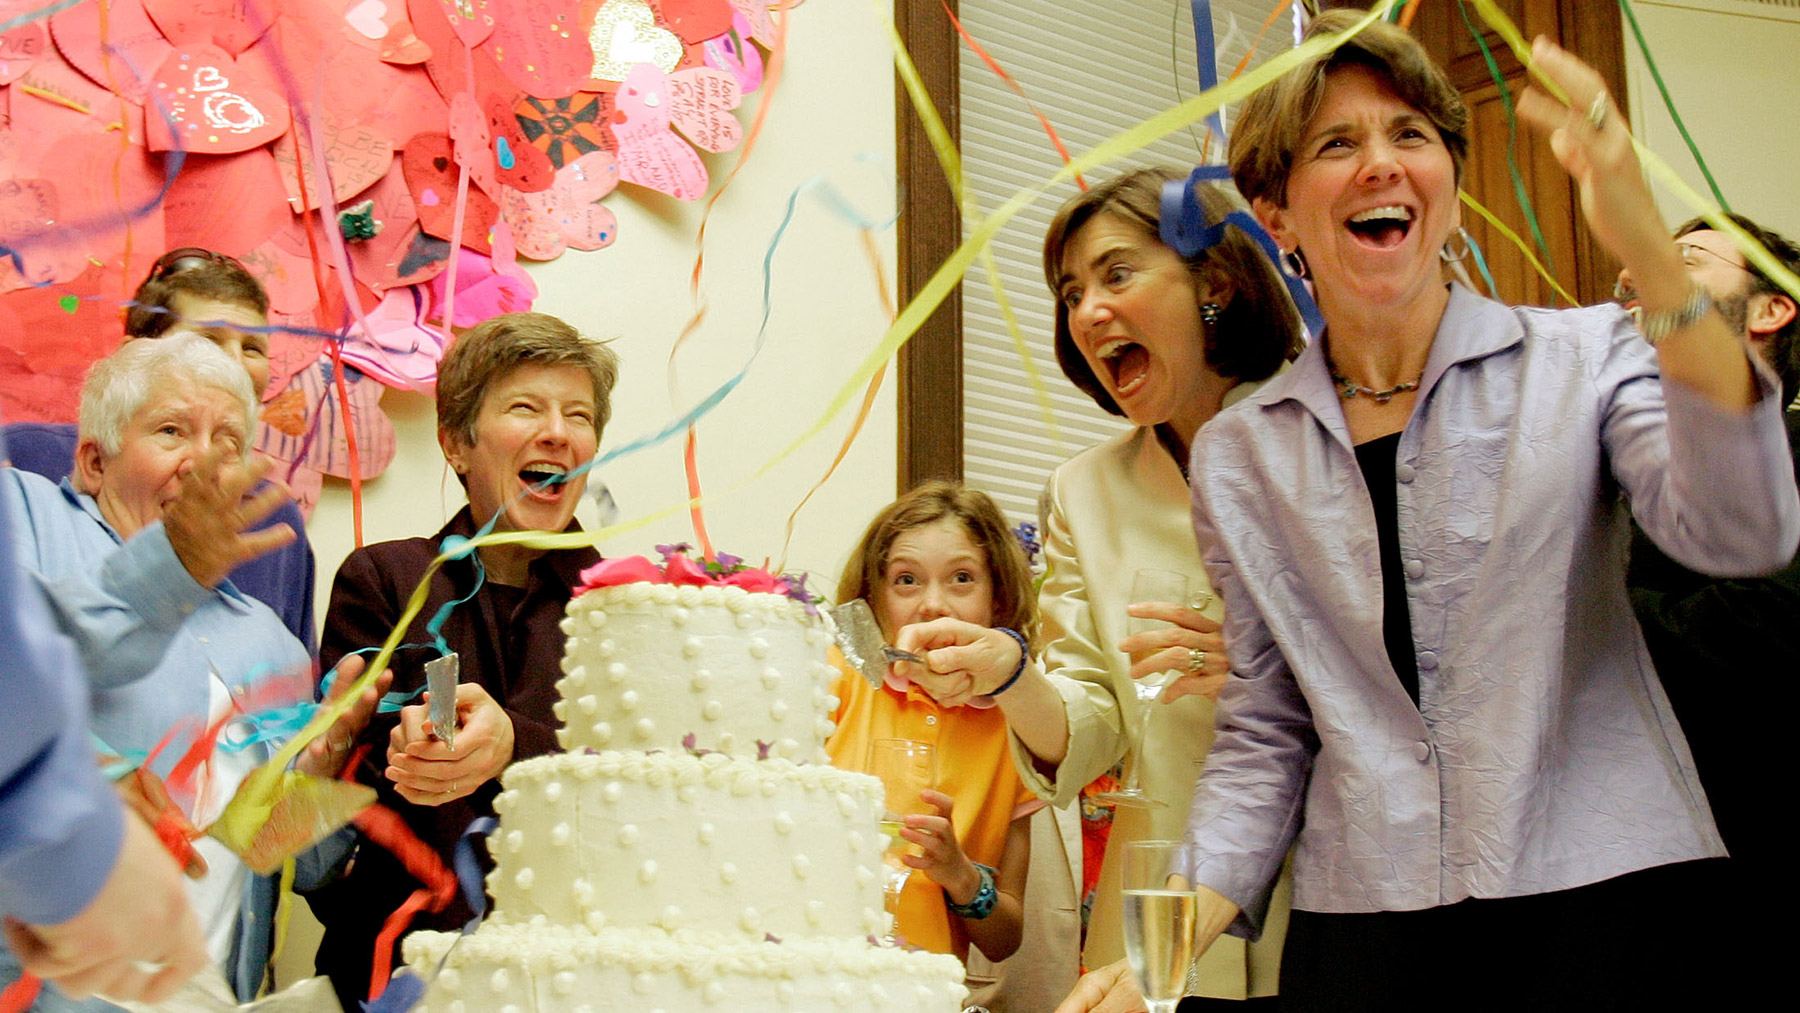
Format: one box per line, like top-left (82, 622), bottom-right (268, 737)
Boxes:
top-left (160, 445), bottom-right (295, 589)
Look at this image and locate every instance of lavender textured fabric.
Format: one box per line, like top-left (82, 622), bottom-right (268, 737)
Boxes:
top-left (1182, 285), bottom-right (1800, 937)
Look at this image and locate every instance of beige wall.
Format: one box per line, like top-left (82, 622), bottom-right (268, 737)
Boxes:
top-left (1624, 0), bottom-right (1800, 241)
top-left (281, 1), bottom-right (897, 985)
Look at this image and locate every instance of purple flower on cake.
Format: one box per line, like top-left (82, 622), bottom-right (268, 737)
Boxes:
top-left (680, 732), bottom-right (716, 758)
top-left (755, 739), bottom-right (773, 761)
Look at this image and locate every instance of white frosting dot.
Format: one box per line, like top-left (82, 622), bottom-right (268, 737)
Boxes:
top-left (440, 969), bottom-right (462, 992)
top-left (584, 609), bottom-right (606, 629)
top-left (806, 899), bottom-right (825, 924)
top-left (671, 607), bottom-right (689, 627)
top-left (619, 690), bottom-right (640, 712)
top-left (550, 822), bottom-right (571, 846)
top-left (792, 854), bottom-right (811, 878)
top-left (847, 830), bottom-right (865, 851)
top-left (777, 983), bottom-right (796, 1003)
top-left (697, 822), bottom-right (716, 844)
top-left (760, 778), bottom-right (778, 798)
top-left (739, 907), bottom-right (760, 933)
top-left (448, 1002), bottom-right (465, 1013)
top-left (774, 812), bottom-right (794, 835)
top-left (719, 862), bottom-right (737, 884)
top-left (543, 781), bottom-right (563, 803)
top-left (590, 721), bottom-right (613, 745)
top-left (761, 667), bottom-right (781, 690)
top-left (584, 910), bottom-right (607, 931)
top-left (607, 661), bottom-right (627, 683)
top-left (639, 859), bottom-right (658, 883)
top-left (833, 982), bottom-right (853, 1005)
top-left (501, 1005), bottom-right (521, 1013)
top-left (632, 972), bottom-right (655, 994)
top-left (573, 879), bottom-right (594, 905)
top-left (577, 694), bottom-right (599, 715)
top-left (618, 824), bottom-right (640, 846)
top-left (488, 969), bottom-right (510, 993)
top-left (658, 904), bottom-right (682, 929)
top-left (690, 670), bottom-right (711, 692)
top-left (504, 830), bottom-right (524, 853)
top-left (748, 638), bottom-right (770, 659)
top-left (677, 783), bottom-right (698, 803)
top-left (705, 980), bottom-right (727, 1003)
top-left (682, 636), bottom-right (703, 658)
top-left (602, 780), bottom-right (623, 803)
top-left (595, 637), bottom-right (615, 656)
top-left (854, 866), bottom-right (874, 887)
top-left (735, 610), bottom-right (756, 629)
top-left (702, 700), bottom-right (723, 721)
top-left (553, 972), bottom-right (577, 996)
top-left (769, 700), bottom-right (789, 722)
top-left (513, 867), bottom-right (534, 890)
top-left (552, 700), bottom-right (567, 721)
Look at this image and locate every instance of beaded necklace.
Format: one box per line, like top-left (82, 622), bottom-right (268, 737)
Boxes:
top-left (1328, 362), bottom-right (1421, 405)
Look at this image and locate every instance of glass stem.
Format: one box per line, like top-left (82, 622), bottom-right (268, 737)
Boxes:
top-left (1123, 683), bottom-right (1159, 793)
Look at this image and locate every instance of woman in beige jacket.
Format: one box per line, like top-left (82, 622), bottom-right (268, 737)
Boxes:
top-left (897, 169), bottom-right (1301, 1004)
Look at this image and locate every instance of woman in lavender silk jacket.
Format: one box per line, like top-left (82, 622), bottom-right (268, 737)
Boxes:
top-left (1155, 12), bottom-right (1798, 1011)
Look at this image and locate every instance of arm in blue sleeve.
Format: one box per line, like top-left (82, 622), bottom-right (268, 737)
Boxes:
top-left (0, 472), bottom-right (125, 925)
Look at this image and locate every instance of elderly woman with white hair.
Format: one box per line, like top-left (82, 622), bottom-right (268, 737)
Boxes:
top-left (0, 334), bottom-right (380, 1010)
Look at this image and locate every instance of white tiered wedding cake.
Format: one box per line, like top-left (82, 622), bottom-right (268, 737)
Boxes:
top-left (402, 557), bottom-right (968, 1012)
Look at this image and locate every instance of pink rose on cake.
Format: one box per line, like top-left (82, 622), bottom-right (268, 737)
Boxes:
top-left (574, 543), bottom-right (819, 612)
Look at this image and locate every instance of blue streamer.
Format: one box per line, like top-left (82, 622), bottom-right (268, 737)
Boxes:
top-left (1187, 0), bottom-right (1228, 143)
top-left (1464, 229), bottom-right (1498, 299)
top-left (1159, 170), bottom-right (1326, 340)
top-left (454, 816), bottom-right (500, 930)
top-left (0, 0), bottom-right (84, 34)
top-left (360, 970), bottom-right (426, 1013)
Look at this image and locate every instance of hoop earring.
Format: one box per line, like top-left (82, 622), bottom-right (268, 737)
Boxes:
top-left (1283, 249), bottom-right (1309, 280)
top-left (1200, 302), bottom-right (1222, 327)
top-left (1440, 226), bottom-right (1473, 264)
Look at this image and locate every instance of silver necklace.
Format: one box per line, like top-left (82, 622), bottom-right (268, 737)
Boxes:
top-left (1328, 363), bottom-right (1421, 405)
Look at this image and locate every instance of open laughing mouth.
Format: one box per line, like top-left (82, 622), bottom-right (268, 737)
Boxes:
top-left (1345, 204), bottom-right (1414, 249)
top-left (519, 463), bottom-right (570, 501)
top-left (1095, 338), bottom-right (1150, 398)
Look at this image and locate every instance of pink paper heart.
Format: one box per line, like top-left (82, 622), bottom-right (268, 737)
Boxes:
top-left (666, 67), bottom-right (742, 153)
top-left (484, 0), bottom-right (590, 99)
top-left (0, 19), bottom-right (47, 87)
top-left (612, 63), bottom-right (707, 201)
top-left (419, 188), bottom-right (441, 207)
top-left (270, 114), bottom-right (395, 211)
top-left (435, 0), bottom-right (496, 47)
top-left (142, 0), bottom-right (273, 55)
top-left (503, 149), bottom-right (620, 260)
top-left (144, 44), bottom-right (292, 155)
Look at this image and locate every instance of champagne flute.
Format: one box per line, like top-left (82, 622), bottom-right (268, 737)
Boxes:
top-left (1096, 569), bottom-right (1193, 806)
top-left (868, 738), bottom-right (936, 944)
top-left (1121, 840), bottom-right (1197, 1013)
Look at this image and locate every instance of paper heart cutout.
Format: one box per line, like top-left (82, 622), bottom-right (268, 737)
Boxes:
top-left (660, 0), bottom-right (734, 45)
top-left (611, 63), bottom-right (707, 201)
top-left (401, 132), bottom-right (498, 252)
top-left (484, 3), bottom-right (591, 99)
top-left (487, 94), bottom-right (555, 192)
top-left (447, 90), bottom-right (497, 197)
top-left (727, 0), bottom-right (776, 44)
top-left (270, 114), bottom-right (395, 212)
top-left (145, 44), bottom-right (292, 154)
top-left (0, 21), bottom-right (47, 87)
top-left (345, 0), bottom-right (391, 39)
top-left (50, 0), bottom-right (171, 102)
top-left (666, 67), bottom-right (741, 153)
top-left (160, 146), bottom-right (288, 257)
top-left (515, 92), bottom-right (615, 170)
top-left (434, 0), bottom-right (496, 47)
top-left (58, 294), bottom-right (79, 314)
top-left (502, 150), bottom-right (620, 260)
top-left (701, 13), bottom-right (762, 93)
top-left (142, 0), bottom-right (273, 55)
top-left (588, 0), bottom-right (682, 82)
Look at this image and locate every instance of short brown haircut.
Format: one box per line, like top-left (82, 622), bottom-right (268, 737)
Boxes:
top-left (836, 480), bottom-right (1040, 652)
top-left (1040, 168), bottom-right (1302, 417)
top-left (1228, 8), bottom-right (1469, 209)
top-left (125, 250), bottom-right (269, 339)
top-left (436, 312), bottom-right (621, 450)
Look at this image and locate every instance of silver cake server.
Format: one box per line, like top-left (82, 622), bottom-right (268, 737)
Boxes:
top-left (424, 652), bottom-right (460, 751)
top-left (828, 598), bottom-right (922, 687)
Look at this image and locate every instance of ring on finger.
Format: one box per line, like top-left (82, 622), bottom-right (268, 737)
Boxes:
top-left (1188, 648), bottom-right (1208, 672)
top-left (1586, 90), bottom-right (1609, 133)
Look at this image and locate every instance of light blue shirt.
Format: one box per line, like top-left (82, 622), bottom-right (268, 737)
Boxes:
top-left (0, 467), bottom-right (311, 1001)
top-left (1183, 285), bottom-right (1800, 936)
top-left (0, 451), bottom-right (123, 926)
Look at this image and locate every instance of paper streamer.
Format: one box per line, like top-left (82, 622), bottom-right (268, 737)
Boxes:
top-left (1458, 189), bottom-right (1578, 307)
top-left (1456, 0), bottom-right (1555, 274)
top-left (942, 0), bottom-right (1083, 190)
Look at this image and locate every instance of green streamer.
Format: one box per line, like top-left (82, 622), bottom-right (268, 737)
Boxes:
top-left (1618, 0), bottom-right (1729, 211)
top-left (1457, 0), bottom-right (1555, 274)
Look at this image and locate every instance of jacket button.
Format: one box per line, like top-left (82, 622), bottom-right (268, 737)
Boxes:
top-left (1413, 741), bottom-right (1431, 763)
top-left (1395, 463), bottom-right (1416, 483)
top-left (1418, 650), bottom-right (1438, 670)
top-left (1404, 559), bottom-right (1425, 580)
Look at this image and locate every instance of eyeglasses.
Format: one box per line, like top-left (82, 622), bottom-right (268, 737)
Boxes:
top-left (1675, 241), bottom-right (1752, 275)
top-left (147, 247), bottom-right (244, 281)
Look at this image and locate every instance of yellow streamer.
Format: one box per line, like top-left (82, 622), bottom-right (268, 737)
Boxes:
top-left (1459, 190), bottom-right (1579, 307)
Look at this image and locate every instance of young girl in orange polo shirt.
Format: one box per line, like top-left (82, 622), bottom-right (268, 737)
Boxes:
top-left (825, 481), bottom-right (1043, 968)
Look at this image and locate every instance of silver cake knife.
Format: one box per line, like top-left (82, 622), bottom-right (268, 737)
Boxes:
top-left (424, 652), bottom-right (460, 751)
top-left (828, 598), bottom-right (922, 687)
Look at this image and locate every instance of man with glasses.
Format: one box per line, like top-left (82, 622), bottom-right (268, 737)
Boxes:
top-left (1618, 212), bottom-right (1798, 990)
top-left (2, 248), bottom-right (315, 651)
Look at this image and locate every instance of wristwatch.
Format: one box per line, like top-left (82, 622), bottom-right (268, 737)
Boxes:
top-left (1638, 284), bottom-right (1713, 346)
top-left (946, 862), bottom-right (999, 920)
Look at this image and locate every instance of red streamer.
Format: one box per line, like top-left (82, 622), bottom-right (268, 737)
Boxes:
top-left (942, 1), bottom-right (1085, 190)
